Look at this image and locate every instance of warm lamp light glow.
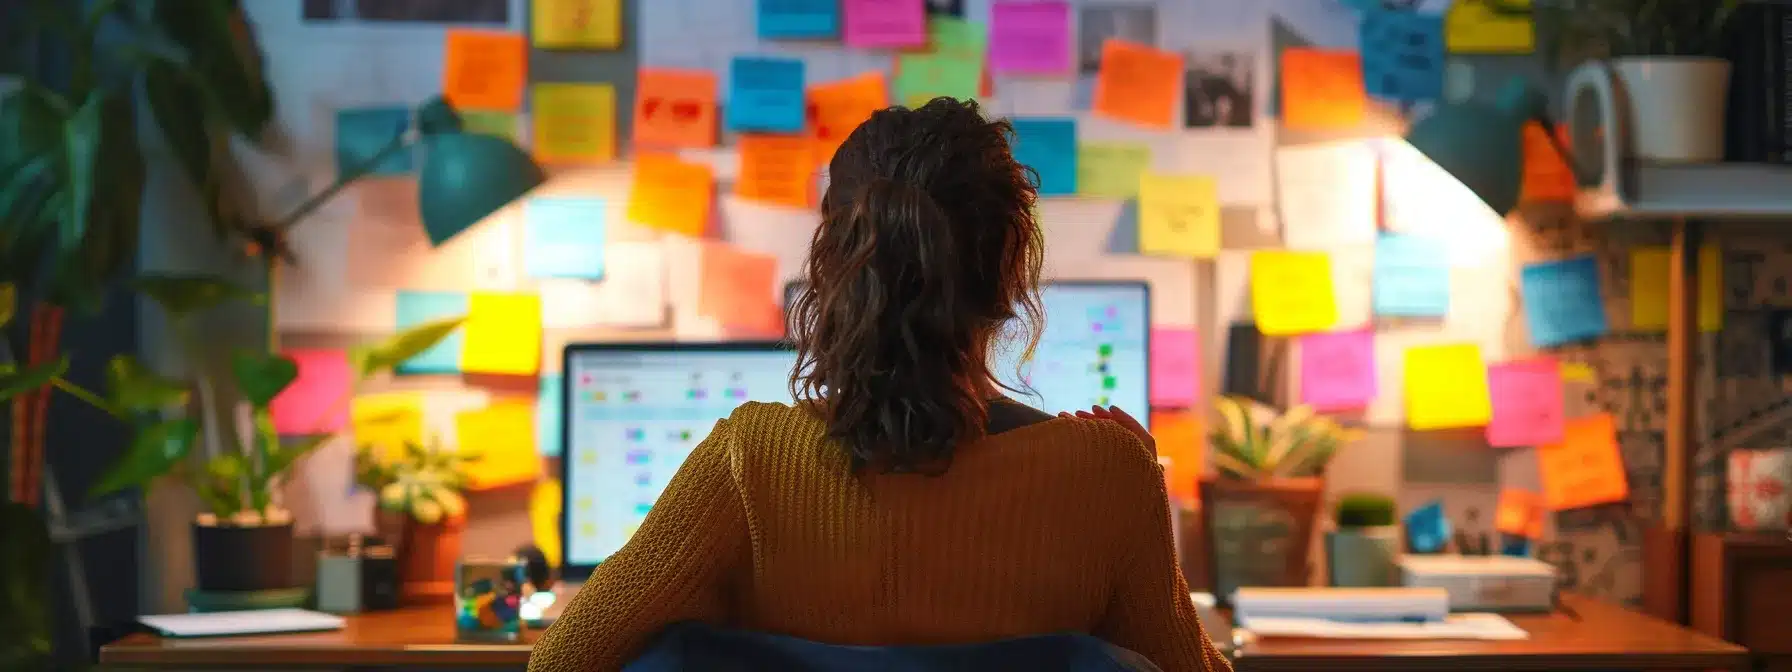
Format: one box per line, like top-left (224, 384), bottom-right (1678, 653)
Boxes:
top-left (1379, 139), bottom-right (1511, 266)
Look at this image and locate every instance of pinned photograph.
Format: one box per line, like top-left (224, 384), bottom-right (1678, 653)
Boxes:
top-left (1077, 5), bottom-right (1159, 75)
top-left (1183, 50), bottom-right (1256, 129)
top-left (925, 0), bottom-right (965, 17)
top-left (303, 0), bottom-right (510, 24)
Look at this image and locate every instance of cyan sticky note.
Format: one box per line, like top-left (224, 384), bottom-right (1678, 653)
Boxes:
top-left (726, 56), bottom-right (807, 133)
top-left (1010, 118), bottom-right (1077, 196)
top-left (1359, 8), bottom-right (1445, 103)
top-left (335, 107), bottom-right (414, 177)
top-left (1521, 255), bottom-right (1610, 348)
top-left (1405, 500), bottom-right (1451, 554)
top-left (394, 291), bottom-right (468, 375)
top-left (1372, 234), bottom-right (1450, 317)
top-left (758, 0), bottom-right (839, 39)
top-left (536, 374), bottom-right (563, 457)
top-left (524, 197), bottom-right (607, 279)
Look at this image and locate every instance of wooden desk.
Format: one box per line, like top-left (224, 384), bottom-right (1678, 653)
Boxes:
top-left (102, 593), bottom-right (1746, 670)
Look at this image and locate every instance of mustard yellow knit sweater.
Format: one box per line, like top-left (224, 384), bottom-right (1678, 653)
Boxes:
top-left (529, 402), bottom-right (1231, 671)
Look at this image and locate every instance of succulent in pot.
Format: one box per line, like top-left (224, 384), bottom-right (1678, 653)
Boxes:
top-left (1327, 492), bottom-right (1402, 588)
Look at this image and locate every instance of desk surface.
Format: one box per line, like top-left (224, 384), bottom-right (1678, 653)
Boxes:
top-left (103, 593), bottom-right (1746, 670)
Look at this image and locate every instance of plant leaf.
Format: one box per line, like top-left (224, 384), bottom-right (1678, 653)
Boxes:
top-left (229, 350), bottom-right (297, 408)
top-left (132, 273), bottom-right (260, 317)
top-left (0, 357), bottom-right (69, 401)
top-left (354, 316), bottom-right (468, 377)
top-left (0, 282), bottom-right (13, 328)
top-left (88, 417), bottom-right (199, 498)
top-left (143, 60), bottom-right (226, 233)
top-left (265, 435), bottom-right (330, 480)
top-left (0, 501), bottom-right (52, 668)
top-left (105, 354), bottom-right (189, 412)
top-left (150, 0), bottom-right (273, 138)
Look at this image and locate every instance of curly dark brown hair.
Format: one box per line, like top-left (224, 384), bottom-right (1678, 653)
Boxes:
top-left (789, 97), bottom-right (1045, 473)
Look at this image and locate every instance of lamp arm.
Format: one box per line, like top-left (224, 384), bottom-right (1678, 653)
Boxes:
top-left (274, 131), bottom-right (414, 231)
top-left (1531, 113), bottom-right (1595, 188)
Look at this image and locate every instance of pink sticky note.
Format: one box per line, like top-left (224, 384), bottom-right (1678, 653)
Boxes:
top-left (1298, 329), bottom-right (1376, 411)
top-left (844, 0), bottom-right (927, 48)
top-left (1149, 328), bottom-right (1200, 408)
top-left (1486, 358), bottom-right (1566, 447)
top-left (270, 349), bottom-right (352, 435)
top-left (990, 1), bottom-right (1071, 74)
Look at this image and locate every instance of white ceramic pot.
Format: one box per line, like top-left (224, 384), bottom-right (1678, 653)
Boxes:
top-left (1611, 57), bottom-right (1731, 163)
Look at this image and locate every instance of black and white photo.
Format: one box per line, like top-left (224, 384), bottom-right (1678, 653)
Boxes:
top-left (303, 0), bottom-right (510, 24)
top-left (925, 0), bottom-right (964, 17)
top-left (1183, 50), bottom-right (1255, 129)
top-left (1076, 6), bottom-right (1158, 75)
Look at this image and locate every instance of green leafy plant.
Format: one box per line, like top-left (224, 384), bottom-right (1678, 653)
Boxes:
top-left (1493, 0), bottom-right (1745, 71)
top-left (1334, 492), bottom-right (1398, 528)
top-left (1209, 396), bottom-right (1362, 480)
top-left (354, 438), bottom-right (478, 526)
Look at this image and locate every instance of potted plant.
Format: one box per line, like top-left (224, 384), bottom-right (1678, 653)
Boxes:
top-left (353, 437), bottom-right (478, 603)
top-left (1326, 492), bottom-right (1401, 588)
top-left (1202, 396), bottom-right (1361, 604)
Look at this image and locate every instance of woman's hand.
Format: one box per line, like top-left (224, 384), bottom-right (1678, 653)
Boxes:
top-left (1061, 405), bottom-right (1156, 457)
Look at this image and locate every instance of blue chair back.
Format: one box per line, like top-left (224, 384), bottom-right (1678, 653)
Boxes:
top-left (624, 622), bottom-right (1163, 672)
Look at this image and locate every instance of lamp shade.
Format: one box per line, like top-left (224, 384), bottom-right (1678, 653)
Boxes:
top-left (417, 129), bottom-right (546, 246)
top-left (1401, 79), bottom-right (1547, 217)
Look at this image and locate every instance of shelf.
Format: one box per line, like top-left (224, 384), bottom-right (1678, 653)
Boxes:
top-left (1576, 161), bottom-right (1792, 221)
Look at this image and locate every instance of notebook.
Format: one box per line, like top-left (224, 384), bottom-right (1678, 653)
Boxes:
top-left (139, 608), bottom-right (346, 638)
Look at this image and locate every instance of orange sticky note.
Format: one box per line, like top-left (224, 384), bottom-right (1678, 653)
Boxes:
top-left (1280, 48), bottom-right (1366, 131)
top-left (1494, 489), bottom-right (1545, 537)
top-left (1150, 410), bottom-right (1203, 504)
top-left (634, 68), bottom-right (718, 149)
top-left (736, 135), bottom-right (817, 209)
top-left (456, 401), bottom-right (541, 490)
top-left (626, 154), bottom-right (714, 237)
top-left (443, 30), bottom-right (528, 112)
top-left (809, 72), bottom-right (889, 162)
top-left (698, 242), bottom-right (781, 334)
top-left (1520, 122), bottom-right (1574, 202)
top-left (1092, 40), bottom-right (1182, 129)
top-left (532, 83), bottom-right (616, 164)
top-left (1539, 413), bottom-right (1630, 511)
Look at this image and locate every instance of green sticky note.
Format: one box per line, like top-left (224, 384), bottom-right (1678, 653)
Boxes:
top-left (929, 17), bottom-right (986, 60)
top-left (896, 17), bottom-right (986, 108)
top-left (460, 110), bottom-right (519, 142)
top-left (1076, 142), bottom-right (1151, 198)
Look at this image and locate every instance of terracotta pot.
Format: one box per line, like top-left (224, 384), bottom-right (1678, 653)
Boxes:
top-left (396, 516), bottom-right (466, 604)
top-left (1199, 476), bottom-right (1323, 606)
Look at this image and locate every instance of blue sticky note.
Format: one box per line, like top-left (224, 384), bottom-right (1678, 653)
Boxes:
top-left (1010, 118), bottom-right (1078, 196)
top-left (1500, 534), bottom-right (1532, 557)
top-left (335, 107), bottom-right (414, 177)
top-left (1405, 500), bottom-right (1451, 554)
top-left (524, 197), bottom-right (607, 279)
top-left (394, 291), bottom-right (468, 375)
top-left (1373, 234), bottom-right (1450, 317)
top-left (536, 375), bottom-right (563, 457)
top-left (1359, 9), bottom-right (1445, 103)
top-left (1520, 255), bottom-right (1609, 348)
top-left (757, 0), bottom-right (839, 39)
top-left (726, 57), bottom-right (807, 133)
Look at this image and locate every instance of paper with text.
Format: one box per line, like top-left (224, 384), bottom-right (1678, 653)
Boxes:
top-left (1359, 8), bottom-right (1445, 103)
top-left (1093, 40), bottom-right (1183, 129)
top-left (809, 72), bottom-right (888, 161)
top-left (990, 1), bottom-right (1071, 75)
top-left (727, 56), bottom-right (808, 133)
top-left (1250, 250), bottom-right (1338, 336)
top-left (1445, 0), bottom-right (1534, 54)
top-left (1280, 48), bottom-right (1365, 130)
top-left (758, 0), bottom-right (841, 39)
top-left (1520, 255), bottom-right (1608, 348)
top-left (524, 197), bottom-right (607, 279)
top-left (532, 0), bottom-right (622, 49)
top-left (844, 0), bottom-right (927, 47)
top-left (627, 153), bottom-right (714, 237)
top-left (1009, 118), bottom-right (1077, 196)
top-left (698, 242), bottom-right (782, 334)
top-left (635, 68), bottom-right (719, 149)
top-left (443, 30), bottom-right (528, 111)
top-left (1539, 413), bottom-right (1629, 511)
top-left (1372, 234), bottom-right (1449, 317)
top-left (1298, 329), bottom-right (1376, 411)
top-left (735, 135), bottom-right (817, 209)
top-left (456, 401), bottom-right (542, 489)
top-left (1076, 142), bottom-right (1151, 199)
top-left (1402, 343), bottom-right (1491, 430)
top-left (1485, 358), bottom-right (1565, 448)
top-left (532, 83), bottom-right (616, 164)
top-left (1138, 173), bottom-right (1219, 259)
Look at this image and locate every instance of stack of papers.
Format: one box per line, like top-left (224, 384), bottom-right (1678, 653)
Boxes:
top-left (139, 608), bottom-right (346, 638)
top-left (1240, 613), bottom-right (1529, 641)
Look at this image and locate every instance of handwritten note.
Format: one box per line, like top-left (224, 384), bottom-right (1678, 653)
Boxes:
top-left (699, 242), bottom-right (781, 334)
top-left (1149, 327), bottom-right (1200, 408)
top-left (1298, 329), bottom-right (1376, 411)
top-left (1138, 173), bottom-right (1219, 259)
top-left (524, 197), bottom-right (606, 279)
top-left (1520, 122), bottom-right (1574, 202)
top-left (809, 72), bottom-right (888, 161)
top-left (1520, 255), bottom-right (1609, 348)
top-left (989, 1), bottom-right (1070, 75)
top-left (459, 111), bottom-right (518, 142)
top-left (271, 349), bottom-right (352, 435)
top-left (532, 0), bottom-right (621, 49)
top-left (1008, 118), bottom-right (1077, 196)
top-left (536, 375), bottom-right (563, 457)
top-left (1485, 358), bottom-right (1566, 448)
top-left (1445, 0), bottom-right (1535, 54)
top-left (727, 56), bottom-right (807, 133)
top-left (844, 0), bottom-right (927, 47)
top-left (1151, 409), bottom-right (1202, 503)
top-left (1250, 251), bottom-right (1337, 336)
top-left (634, 68), bottom-right (718, 149)
top-left (443, 30), bottom-right (528, 111)
top-left (1629, 246), bottom-right (1724, 333)
top-left (895, 18), bottom-right (985, 107)
top-left (335, 107), bottom-right (413, 176)
top-left (1372, 234), bottom-right (1450, 317)
top-left (1275, 141), bottom-right (1378, 249)
top-left (1092, 40), bottom-right (1182, 129)
top-left (1076, 142), bottom-right (1150, 199)
top-left (758, 0), bottom-right (840, 39)
top-left (459, 292), bottom-right (542, 376)
top-left (627, 153), bottom-right (714, 237)
top-left (351, 393), bottom-right (424, 458)
top-left (1539, 413), bottom-right (1629, 511)
top-left (456, 402), bottom-right (541, 490)
top-left (1403, 343), bottom-right (1491, 430)
top-left (1359, 8), bottom-right (1445, 103)
top-left (532, 83), bottom-right (616, 164)
top-left (1280, 48), bottom-right (1365, 130)
top-left (394, 291), bottom-right (468, 375)
top-left (1494, 489), bottom-right (1545, 538)
top-left (735, 135), bottom-right (816, 209)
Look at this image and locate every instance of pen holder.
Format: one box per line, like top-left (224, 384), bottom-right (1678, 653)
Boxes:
top-left (454, 556), bottom-right (527, 642)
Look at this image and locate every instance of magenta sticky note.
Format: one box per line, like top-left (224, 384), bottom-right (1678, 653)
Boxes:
top-left (990, 1), bottom-right (1071, 74)
top-left (1297, 329), bottom-right (1377, 411)
top-left (843, 0), bottom-right (927, 48)
top-left (270, 349), bottom-right (352, 435)
top-left (1485, 358), bottom-right (1566, 447)
top-left (1149, 328), bottom-right (1200, 408)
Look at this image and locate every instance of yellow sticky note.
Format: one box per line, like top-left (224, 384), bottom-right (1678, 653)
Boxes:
top-left (1445, 0), bottom-right (1534, 54)
top-left (456, 402), bottom-right (541, 490)
top-left (1403, 343), bottom-right (1492, 430)
top-left (529, 479), bottom-right (564, 568)
top-left (532, 0), bottom-right (621, 50)
top-left (1628, 246), bottom-right (1722, 333)
top-left (1139, 173), bottom-right (1220, 259)
top-left (1249, 251), bottom-right (1337, 335)
top-left (1560, 362), bottom-right (1597, 383)
top-left (351, 393), bottom-right (425, 458)
top-left (532, 83), bottom-right (616, 164)
top-left (460, 292), bottom-right (543, 375)
top-left (1076, 142), bottom-right (1151, 198)
top-left (1699, 245), bottom-right (1722, 332)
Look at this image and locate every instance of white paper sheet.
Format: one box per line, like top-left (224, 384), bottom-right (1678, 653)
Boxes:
top-left (140, 608), bottom-right (345, 638)
top-left (1240, 613), bottom-right (1528, 641)
top-left (539, 242), bottom-right (669, 329)
top-left (1275, 141), bottom-right (1379, 250)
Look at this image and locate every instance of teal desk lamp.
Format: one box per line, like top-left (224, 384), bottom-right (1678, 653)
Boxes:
top-left (1401, 78), bottom-right (1560, 217)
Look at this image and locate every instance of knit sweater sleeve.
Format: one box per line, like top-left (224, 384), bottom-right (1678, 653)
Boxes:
top-left (528, 419), bottom-right (747, 672)
top-left (1092, 426), bottom-right (1235, 672)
